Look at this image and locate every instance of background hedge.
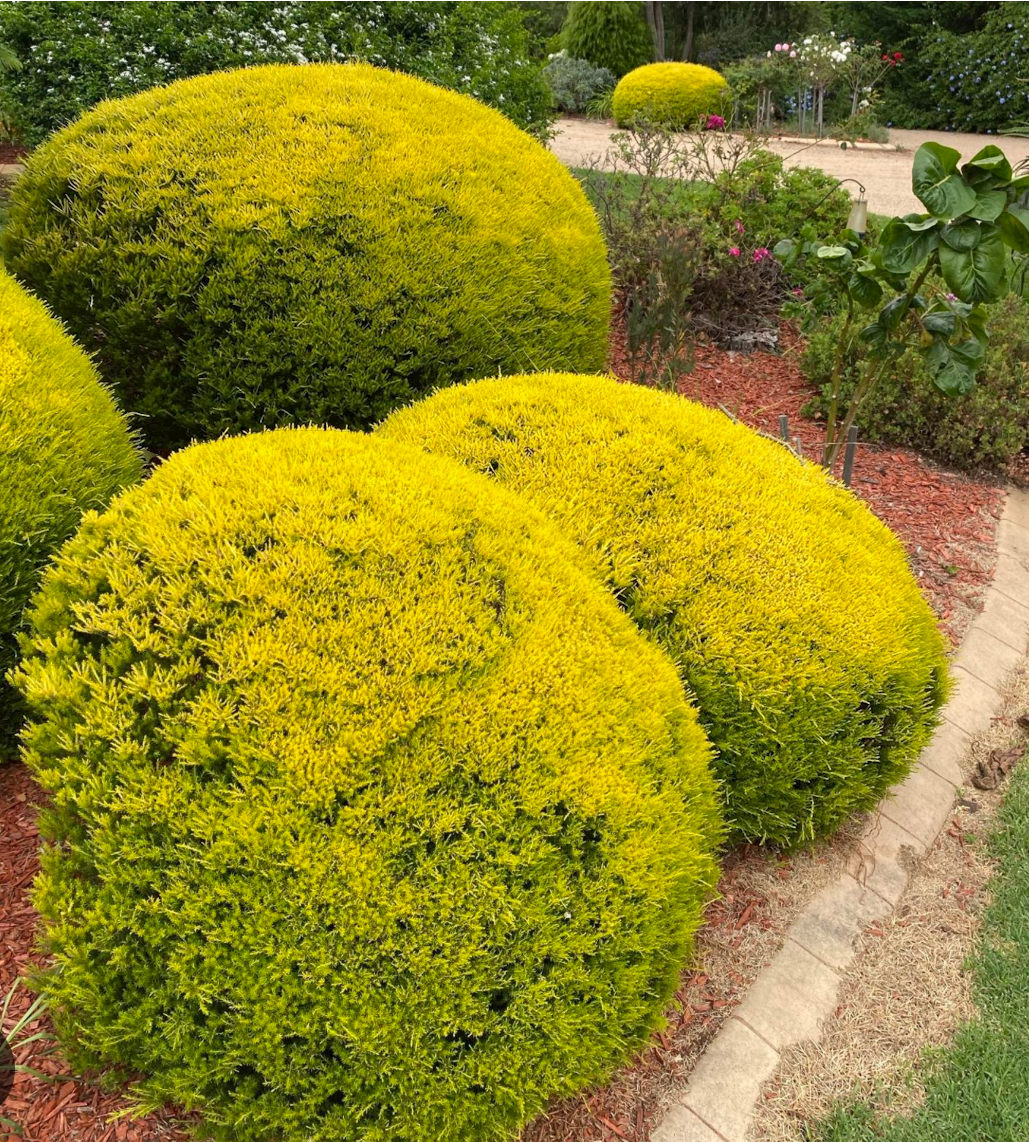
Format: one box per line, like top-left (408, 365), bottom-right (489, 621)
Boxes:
top-left (0, 0), bottom-right (553, 146)
top-left (14, 426), bottom-right (721, 1142)
top-left (612, 61), bottom-right (728, 128)
top-left (0, 268), bottom-right (139, 743)
top-left (382, 373), bottom-right (949, 847)
top-left (2, 62), bottom-right (610, 450)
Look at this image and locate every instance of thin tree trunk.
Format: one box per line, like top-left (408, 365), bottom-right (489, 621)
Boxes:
top-left (681, 1), bottom-right (695, 61)
top-left (644, 1), bottom-right (665, 61)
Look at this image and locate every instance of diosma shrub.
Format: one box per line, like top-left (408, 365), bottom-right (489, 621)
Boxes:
top-left (612, 61), bottom-right (728, 127)
top-left (1, 63), bottom-right (610, 450)
top-left (0, 268), bottom-right (139, 742)
top-left (381, 374), bottom-right (949, 847)
top-left (14, 428), bottom-right (721, 1142)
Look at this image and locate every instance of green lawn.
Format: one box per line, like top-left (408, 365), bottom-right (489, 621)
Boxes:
top-left (815, 752), bottom-right (1029, 1142)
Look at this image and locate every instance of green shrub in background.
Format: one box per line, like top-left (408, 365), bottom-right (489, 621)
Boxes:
top-left (0, 268), bottom-right (140, 742)
top-left (612, 61), bottom-right (728, 128)
top-left (543, 53), bottom-right (615, 113)
top-left (0, 0), bottom-right (553, 146)
top-left (875, 4), bottom-right (1029, 132)
top-left (381, 373), bottom-right (949, 848)
top-left (2, 62), bottom-right (610, 451)
top-left (560, 1), bottom-right (652, 78)
top-left (803, 293), bottom-right (1029, 471)
top-left (14, 427), bottom-right (721, 1142)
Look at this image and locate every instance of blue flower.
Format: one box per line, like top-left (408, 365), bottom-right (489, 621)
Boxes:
top-left (1001, 96), bottom-right (1007, 104)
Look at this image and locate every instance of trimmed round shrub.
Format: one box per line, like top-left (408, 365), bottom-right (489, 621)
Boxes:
top-left (15, 428), bottom-right (720, 1142)
top-left (561, 2), bottom-right (653, 78)
top-left (381, 374), bottom-right (950, 847)
top-left (1, 63), bottom-right (611, 451)
top-left (0, 268), bottom-right (139, 742)
top-left (612, 61), bottom-right (728, 128)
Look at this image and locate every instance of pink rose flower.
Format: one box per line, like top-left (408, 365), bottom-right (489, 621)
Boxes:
top-left (729, 246), bottom-right (741, 257)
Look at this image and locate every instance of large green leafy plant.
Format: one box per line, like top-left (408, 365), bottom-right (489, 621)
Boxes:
top-left (777, 141), bottom-right (1029, 467)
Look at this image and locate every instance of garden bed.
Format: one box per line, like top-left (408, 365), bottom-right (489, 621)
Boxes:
top-left (1, 321), bottom-right (1006, 1142)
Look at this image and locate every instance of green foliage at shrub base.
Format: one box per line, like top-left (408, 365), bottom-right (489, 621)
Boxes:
top-left (560, 1), bottom-right (652, 78)
top-left (2, 62), bottom-right (610, 450)
top-left (381, 373), bottom-right (950, 848)
top-left (612, 62), bottom-right (728, 128)
top-left (0, 1), bottom-right (553, 146)
top-left (15, 427), bottom-right (721, 1142)
top-left (0, 267), bottom-right (140, 739)
top-left (802, 294), bottom-right (1029, 471)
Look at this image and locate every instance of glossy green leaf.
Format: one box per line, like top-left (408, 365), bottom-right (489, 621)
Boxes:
top-left (847, 271), bottom-right (883, 308)
top-left (998, 208), bottom-right (1029, 254)
top-left (912, 142), bottom-right (978, 218)
top-left (938, 229), bottom-right (1008, 303)
top-left (860, 319), bottom-right (888, 349)
top-left (901, 214), bottom-right (941, 232)
top-left (966, 187), bottom-right (1006, 221)
top-left (922, 310), bottom-right (956, 336)
top-left (816, 245), bottom-right (852, 264)
top-left (940, 219), bottom-right (982, 251)
top-left (929, 338), bottom-right (985, 395)
top-left (964, 145), bottom-right (1013, 183)
top-left (880, 216), bottom-right (939, 273)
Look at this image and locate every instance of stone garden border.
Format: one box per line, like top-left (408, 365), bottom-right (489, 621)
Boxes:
top-left (651, 487), bottom-right (1029, 1142)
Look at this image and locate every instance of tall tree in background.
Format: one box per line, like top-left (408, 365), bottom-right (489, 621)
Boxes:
top-left (561, 2), bottom-right (653, 75)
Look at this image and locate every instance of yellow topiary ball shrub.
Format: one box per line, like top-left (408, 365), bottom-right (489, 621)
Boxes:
top-left (0, 268), bottom-right (140, 741)
top-left (14, 427), bottom-right (721, 1142)
top-left (612, 61), bottom-right (728, 128)
top-left (381, 374), bottom-right (950, 847)
top-left (1, 63), bottom-right (611, 450)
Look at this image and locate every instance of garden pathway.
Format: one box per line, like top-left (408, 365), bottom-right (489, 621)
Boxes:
top-left (550, 119), bottom-right (1029, 217)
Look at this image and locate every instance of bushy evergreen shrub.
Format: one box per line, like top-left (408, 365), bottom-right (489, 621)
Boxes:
top-left (803, 294), bottom-right (1029, 471)
top-left (382, 374), bottom-right (949, 847)
top-left (2, 63), bottom-right (610, 450)
top-left (0, 1), bottom-right (553, 146)
top-left (612, 61), bottom-right (728, 128)
top-left (544, 53), bottom-right (616, 113)
top-left (14, 427), bottom-right (721, 1142)
top-left (0, 268), bottom-right (139, 741)
top-left (561, 2), bottom-right (652, 78)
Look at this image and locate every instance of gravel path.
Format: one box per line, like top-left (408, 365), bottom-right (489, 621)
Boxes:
top-left (550, 119), bottom-right (1029, 218)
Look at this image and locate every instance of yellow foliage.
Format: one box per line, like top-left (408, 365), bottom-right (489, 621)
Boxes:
top-left (0, 267), bottom-right (139, 738)
top-left (612, 61), bottom-right (728, 128)
top-left (2, 63), bottom-right (611, 449)
top-left (15, 426), bottom-right (720, 1142)
top-left (381, 373), bottom-right (950, 846)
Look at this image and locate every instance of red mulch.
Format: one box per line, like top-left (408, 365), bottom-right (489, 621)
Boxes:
top-left (0, 144), bottom-right (26, 165)
top-left (0, 323), bottom-right (1007, 1142)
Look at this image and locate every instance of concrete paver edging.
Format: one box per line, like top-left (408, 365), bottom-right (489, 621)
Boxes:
top-left (652, 486), bottom-right (1029, 1142)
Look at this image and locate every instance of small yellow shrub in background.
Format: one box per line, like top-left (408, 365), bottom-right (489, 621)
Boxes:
top-left (381, 373), bottom-right (950, 847)
top-left (612, 61), bottom-right (728, 128)
top-left (0, 268), bottom-right (139, 740)
top-left (2, 63), bottom-right (611, 450)
top-left (15, 427), bottom-right (721, 1142)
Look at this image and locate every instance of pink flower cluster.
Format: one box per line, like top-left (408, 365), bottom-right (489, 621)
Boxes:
top-left (753, 247), bottom-right (771, 262)
top-left (773, 42), bottom-right (798, 58)
top-left (705, 114), bottom-right (726, 130)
